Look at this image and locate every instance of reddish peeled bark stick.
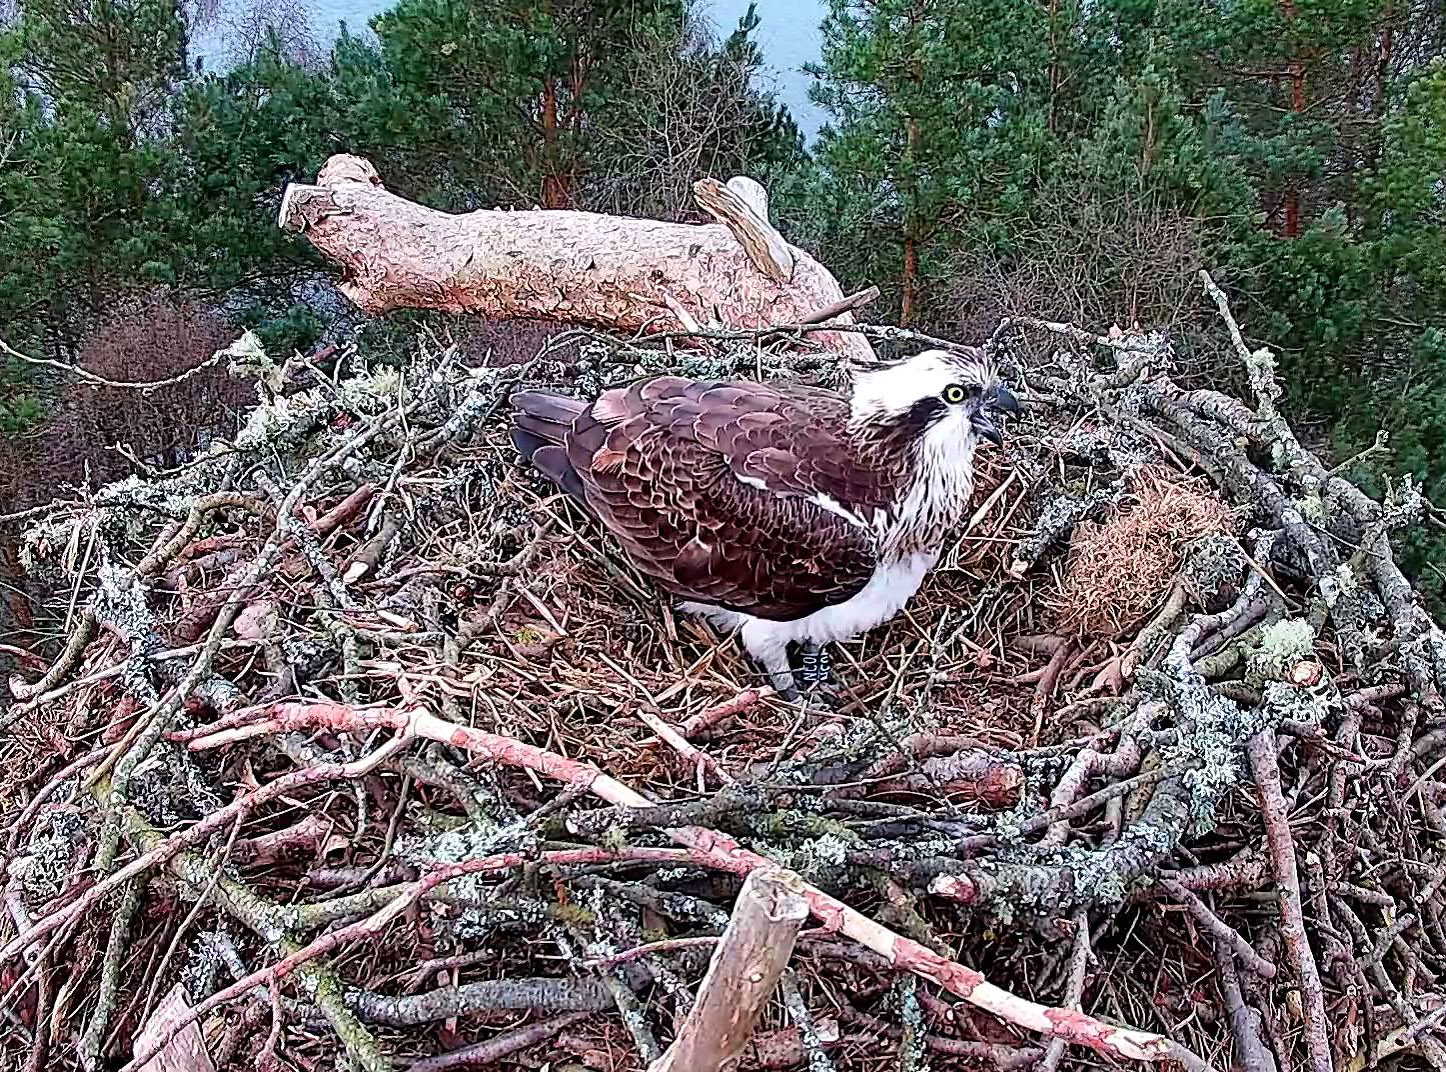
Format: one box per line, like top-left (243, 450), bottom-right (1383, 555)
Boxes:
top-left (180, 701), bottom-right (1213, 1070)
top-left (277, 155), bottom-right (875, 364)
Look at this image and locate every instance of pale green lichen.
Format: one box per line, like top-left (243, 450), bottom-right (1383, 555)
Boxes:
top-left (220, 329), bottom-right (273, 383)
top-left (1297, 490), bottom-right (1326, 523)
top-left (895, 974), bottom-right (931, 1072)
top-left (232, 389), bottom-right (340, 452)
top-left (764, 831), bottom-right (856, 885)
top-left (337, 366), bottom-right (408, 415)
top-left (1250, 618), bottom-right (1316, 678)
top-left (1146, 614), bottom-right (1278, 835)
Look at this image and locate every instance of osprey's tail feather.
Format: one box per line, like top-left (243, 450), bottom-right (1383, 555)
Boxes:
top-left (509, 391), bottom-right (589, 506)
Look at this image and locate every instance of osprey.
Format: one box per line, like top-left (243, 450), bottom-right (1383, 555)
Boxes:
top-left (510, 348), bottom-right (1019, 699)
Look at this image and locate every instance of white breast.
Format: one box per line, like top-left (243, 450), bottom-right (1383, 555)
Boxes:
top-left (765, 551), bottom-right (938, 645)
top-left (679, 550), bottom-right (936, 640)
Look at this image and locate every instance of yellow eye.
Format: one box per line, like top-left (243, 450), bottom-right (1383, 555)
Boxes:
top-left (943, 384), bottom-right (968, 404)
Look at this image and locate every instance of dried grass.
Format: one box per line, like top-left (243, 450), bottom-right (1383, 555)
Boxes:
top-left (1050, 468), bottom-right (1234, 639)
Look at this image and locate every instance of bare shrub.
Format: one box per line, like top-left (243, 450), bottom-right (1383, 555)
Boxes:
top-left (580, 12), bottom-right (794, 222)
top-left (0, 294), bottom-right (251, 511)
top-left (218, 0), bottom-right (323, 69)
top-left (943, 169), bottom-right (1233, 383)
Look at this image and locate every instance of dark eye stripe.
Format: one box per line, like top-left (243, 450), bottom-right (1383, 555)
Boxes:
top-left (904, 396), bottom-right (947, 430)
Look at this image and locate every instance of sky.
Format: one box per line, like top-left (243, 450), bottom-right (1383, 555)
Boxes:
top-left (705, 0), bottom-right (828, 140)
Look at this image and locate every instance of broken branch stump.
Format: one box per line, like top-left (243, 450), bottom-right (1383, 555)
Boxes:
top-left (649, 867), bottom-right (810, 1072)
top-left (693, 176), bottom-right (795, 284)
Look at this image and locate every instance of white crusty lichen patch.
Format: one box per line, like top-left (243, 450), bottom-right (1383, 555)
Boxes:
top-left (394, 809), bottom-right (553, 940)
top-left (398, 812), bottom-right (509, 867)
top-left (229, 336), bottom-right (408, 452)
top-left (12, 809), bottom-right (87, 904)
top-left (1333, 563), bottom-right (1362, 597)
top-left (1242, 343), bottom-right (1284, 419)
top-left (1382, 473), bottom-right (1426, 528)
top-left (1182, 532), bottom-right (1246, 604)
top-left (1170, 691), bottom-right (1271, 831)
top-left (1263, 679), bottom-right (1335, 724)
top-left (130, 746), bottom-right (226, 825)
top-left (984, 817), bottom-right (1183, 917)
top-left (1148, 651), bottom-right (1272, 832)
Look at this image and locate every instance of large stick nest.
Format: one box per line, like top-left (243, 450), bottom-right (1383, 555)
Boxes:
top-left (2, 283), bottom-right (1445, 1072)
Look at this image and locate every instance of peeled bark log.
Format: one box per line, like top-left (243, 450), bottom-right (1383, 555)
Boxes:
top-left (279, 155), bottom-right (874, 363)
top-left (134, 987), bottom-right (216, 1072)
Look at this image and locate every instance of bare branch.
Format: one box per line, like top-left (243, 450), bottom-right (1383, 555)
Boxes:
top-left (650, 867), bottom-right (809, 1072)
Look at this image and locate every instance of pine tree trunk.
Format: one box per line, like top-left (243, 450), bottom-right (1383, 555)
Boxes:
top-left (901, 107), bottom-right (923, 327)
top-left (902, 231), bottom-right (919, 327)
top-left (1282, 0), bottom-right (1303, 238)
top-left (540, 77), bottom-right (568, 209)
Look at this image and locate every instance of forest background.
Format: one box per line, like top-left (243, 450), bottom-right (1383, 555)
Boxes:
top-left (2, 0), bottom-right (1444, 604)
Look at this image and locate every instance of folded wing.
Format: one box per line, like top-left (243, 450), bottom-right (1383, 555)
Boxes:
top-left (563, 376), bottom-right (888, 621)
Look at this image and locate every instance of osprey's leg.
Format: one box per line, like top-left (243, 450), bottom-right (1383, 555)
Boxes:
top-left (761, 655), bottom-right (802, 702)
top-left (741, 620), bottom-right (800, 701)
top-left (797, 641), bottom-right (833, 689)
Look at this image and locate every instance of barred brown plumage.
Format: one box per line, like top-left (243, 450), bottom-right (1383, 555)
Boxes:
top-left (510, 348), bottom-right (1019, 697)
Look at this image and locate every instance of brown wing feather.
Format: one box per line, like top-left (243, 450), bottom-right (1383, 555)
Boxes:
top-left (565, 377), bottom-right (900, 621)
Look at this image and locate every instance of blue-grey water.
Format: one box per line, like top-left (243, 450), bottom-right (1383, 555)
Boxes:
top-left (193, 0), bottom-right (827, 141)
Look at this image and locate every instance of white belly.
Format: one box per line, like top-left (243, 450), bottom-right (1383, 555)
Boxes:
top-left (681, 550), bottom-right (938, 654)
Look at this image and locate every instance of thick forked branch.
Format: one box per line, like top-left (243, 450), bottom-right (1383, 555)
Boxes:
top-left (650, 867), bottom-right (809, 1072)
top-left (278, 155), bottom-right (873, 363)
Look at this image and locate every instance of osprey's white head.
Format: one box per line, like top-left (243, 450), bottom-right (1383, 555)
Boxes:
top-left (849, 347), bottom-right (1020, 450)
top-left (848, 348), bottom-right (1021, 550)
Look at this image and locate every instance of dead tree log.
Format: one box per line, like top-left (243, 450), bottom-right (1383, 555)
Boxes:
top-left (278, 154), bottom-right (875, 363)
top-left (649, 867), bottom-right (810, 1072)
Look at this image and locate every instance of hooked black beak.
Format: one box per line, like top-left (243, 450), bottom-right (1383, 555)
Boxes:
top-left (993, 385), bottom-right (1022, 415)
top-left (972, 384), bottom-right (1020, 446)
